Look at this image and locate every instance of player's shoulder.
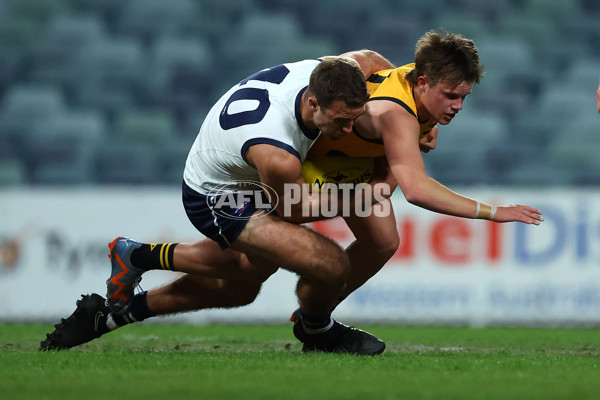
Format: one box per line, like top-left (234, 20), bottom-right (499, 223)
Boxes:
top-left (383, 63), bottom-right (414, 80)
top-left (283, 58), bottom-right (322, 74)
top-left (368, 63), bottom-right (416, 114)
top-left (261, 59), bottom-right (319, 97)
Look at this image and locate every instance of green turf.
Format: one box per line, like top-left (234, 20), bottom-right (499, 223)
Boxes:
top-left (1, 323), bottom-right (598, 400)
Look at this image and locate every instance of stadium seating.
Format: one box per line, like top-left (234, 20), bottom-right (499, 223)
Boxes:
top-left (564, 61), bottom-right (600, 92)
top-left (452, 0), bottom-right (516, 17)
top-left (115, 0), bottom-right (198, 40)
top-left (425, 111), bottom-right (509, 185)
top-left (155, 139), bottom-right (194, 185)
top-left (24, 134), bottom-right (97, 185)
top-left (0, 86), bottom-right (67, 156)
top-left (1, 0), bottom-right (68, 31)
top-left (476, 38), bottom-right (536, 89)
top-left (522, 0), bottom-right (582, 19)
top-left (432, 14), bottom-right (489, 42)
top-left (0, 0), bottom-right (598, 187)
top-left (93, 140), bottom-right (159, 185)
top-left (71, 38), bottom-right (144, 116)
top-left (146, 34), bottom-right (215, 117)
top-left (115, 111), bottom-right (175, 146)
top-left (497, 14), bottom-right (555, 46)
top-left (0, 136), bottom-right (25, 185)
top-left (502, 161), bottom-right (576, 187)
top-left (30, 14), bottom-right (107, 90)
top-left (149, 35), bottom-right (212, 93)
top-left (43, 111), bottom-right (106, 140)
top-left (536, 87), bottom-right (594, 123)
top-left (219, 13), bottom-right (305, 77)
top-left (20, 111), bottom-right (106, 185)
top-left (349, 15), bottom-right (420, 65)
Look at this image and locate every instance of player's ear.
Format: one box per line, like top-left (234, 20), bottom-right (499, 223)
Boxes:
top-left (308, 96), bottom-right (319, 111)
top-left (417, 75), bottom-right (428, 91)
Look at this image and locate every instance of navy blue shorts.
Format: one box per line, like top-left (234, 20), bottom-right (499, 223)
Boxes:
top-left (182, 180), bottom-right (264, 249)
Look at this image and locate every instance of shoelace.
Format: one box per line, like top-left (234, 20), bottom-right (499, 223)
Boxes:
top-left (133, 276), bottom-right (143, 293)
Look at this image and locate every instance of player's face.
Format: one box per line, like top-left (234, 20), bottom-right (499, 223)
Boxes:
top-left (313, 99), bottom-right (365, 140)
top-left (418, 78), bottom-right (473, 125)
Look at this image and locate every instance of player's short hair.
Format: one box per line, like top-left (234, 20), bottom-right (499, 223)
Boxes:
top-left (307, 57), bottom-right (369, 109)
top-left (405, 30), bottom-right (485, 87)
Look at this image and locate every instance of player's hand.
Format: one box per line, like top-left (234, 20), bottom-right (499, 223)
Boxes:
top-left (419, 126), bottom-right (438, 153)
top-left (492, 204), bottom-right (543, 225)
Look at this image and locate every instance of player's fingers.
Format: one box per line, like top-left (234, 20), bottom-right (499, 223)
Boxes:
top-left (506, 205), bottom-right (543, 224)
top-left (514, 204), bottom-right (542, 216)
top-left (521, 210), bottom-right (543, 224)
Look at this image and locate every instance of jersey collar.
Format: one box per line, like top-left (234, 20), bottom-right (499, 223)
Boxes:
top-left (295, 86), bottom-right (319, 140)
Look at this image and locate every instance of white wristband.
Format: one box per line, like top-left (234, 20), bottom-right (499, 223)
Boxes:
top-left (475, 202), bottom-right (495, 220)
top-left (489, 205), bottom-right (497, 220)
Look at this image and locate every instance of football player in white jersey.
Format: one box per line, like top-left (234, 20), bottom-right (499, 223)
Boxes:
top-left (185, 59), bottom-right (328, 196)
top-left (42, 55), bottom-right (395, 355)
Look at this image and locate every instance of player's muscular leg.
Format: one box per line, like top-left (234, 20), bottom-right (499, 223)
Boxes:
top-left (341, 200), bottom-right (399, 297)
top-left (172, 239), bottom-right (277, 280)
top-left (232, 213), bottom-right (349, 315)
top-left (146, 274), bottom-right (265, 314)
top-left (146, 213), bottom-right (349, 316)
top-left (145, 239), bottom-right (277, 315)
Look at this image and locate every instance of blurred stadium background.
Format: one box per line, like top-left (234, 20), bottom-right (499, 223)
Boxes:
top-left (1, 0), bottom-right (600, 325)
top-left (0, 0), bottom-right (599, 187)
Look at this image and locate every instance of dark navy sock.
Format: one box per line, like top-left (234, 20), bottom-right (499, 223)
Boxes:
top-left (129, 291), bottom-right (155, 322)
top-left (300, 311), bottom-right (333, 334)
top-left (106, 292), bottom-right (155, 331)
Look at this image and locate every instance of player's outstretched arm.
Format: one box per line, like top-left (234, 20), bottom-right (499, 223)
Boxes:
top-left (363, 101), bottom-right (544, 226)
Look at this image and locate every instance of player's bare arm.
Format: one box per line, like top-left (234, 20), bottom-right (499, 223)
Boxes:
top-left (363, 101), bottom-right (543, 225)
top-left (245, 144), bottom-right (305, 221)
top-left (247, 144), bottom-right (343, 223)
top-left (247, 144), bottom-right (389, 223)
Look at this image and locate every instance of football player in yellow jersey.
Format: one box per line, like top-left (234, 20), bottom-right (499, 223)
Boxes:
top-left (308, 30), bottom-right (544, 303)
top-left (41, 31), bottom-right (543, 353)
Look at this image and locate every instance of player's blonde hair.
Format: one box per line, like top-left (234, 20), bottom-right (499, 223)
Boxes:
top-left (405, 30), bottom-right (484, 87)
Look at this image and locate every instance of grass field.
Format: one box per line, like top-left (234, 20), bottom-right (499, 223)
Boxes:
top-left (1, 323), bottom-right (598, 400)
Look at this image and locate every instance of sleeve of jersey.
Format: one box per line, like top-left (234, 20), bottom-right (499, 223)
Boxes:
top-left (368, 70), bottom-right (418, 119)
top-left (239, 117), bottom-right (301, 165)
top-left (240, 137), bottom-right (301, 165)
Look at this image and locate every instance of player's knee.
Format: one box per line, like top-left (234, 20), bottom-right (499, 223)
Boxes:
top-left (254, 264), bottom-right (278, 283)
top-left (233, 269), bottom-right (274, 305)
top-left (359, 231), bottom-right (399, 262)
top-left (329, 266), bottom-right (348, 288)
top-left (319, 250), bottom-right (350, 287)
top-left (377, 235), bottom-right (399, 261)
top-left (227, 282), bottom-right (262, 306)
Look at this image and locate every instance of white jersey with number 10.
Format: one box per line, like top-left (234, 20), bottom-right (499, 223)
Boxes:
top-left (184, 59), bottom-right (321, 195)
